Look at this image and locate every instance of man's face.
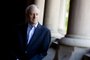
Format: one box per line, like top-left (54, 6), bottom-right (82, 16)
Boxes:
top-left (28, 8), bottom-right (39, 24)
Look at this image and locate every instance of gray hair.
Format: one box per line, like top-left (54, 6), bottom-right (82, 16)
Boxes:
top-left (25, 4), bottom-right (40, 14)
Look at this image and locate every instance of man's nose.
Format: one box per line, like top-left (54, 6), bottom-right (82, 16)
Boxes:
top-left (33, 14), bottom-right (36, 18)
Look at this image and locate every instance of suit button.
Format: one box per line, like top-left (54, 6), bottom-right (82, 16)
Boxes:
top-left (25, 51), bottom-right (27, 54)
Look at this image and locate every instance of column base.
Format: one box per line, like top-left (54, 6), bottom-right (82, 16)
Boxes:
top-left (59, 35), bottom-right (90, 47)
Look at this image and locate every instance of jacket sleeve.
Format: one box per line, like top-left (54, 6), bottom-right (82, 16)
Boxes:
top-left (31, 30), bottom-right (51, 60)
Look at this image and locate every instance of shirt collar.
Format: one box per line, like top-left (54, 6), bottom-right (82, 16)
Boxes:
top-left (28, 23), bottom-right (38, 28)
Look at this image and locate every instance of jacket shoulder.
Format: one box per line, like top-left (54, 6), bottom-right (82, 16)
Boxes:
top-left (41, 25), bottom-right (50, 32)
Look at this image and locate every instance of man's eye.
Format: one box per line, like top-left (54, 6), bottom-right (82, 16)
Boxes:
top-left (36, 13), bottom-right (38, 15)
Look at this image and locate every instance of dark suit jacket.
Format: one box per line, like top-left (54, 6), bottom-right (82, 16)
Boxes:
top-left (8, 23), bottom-right (51, 60)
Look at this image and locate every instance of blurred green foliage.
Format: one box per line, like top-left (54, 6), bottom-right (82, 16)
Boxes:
top-left (65, 0), bottom-right (70, 32)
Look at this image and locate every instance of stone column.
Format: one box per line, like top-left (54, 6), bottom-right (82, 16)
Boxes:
top-left (58, 0), bottom-right (90, 60)
top-left (34, 0), bottom-right (45, 25)
top-left (44, 0), bottom-right (61, 39)
top-left (61, 0), bottom-right (90, 47)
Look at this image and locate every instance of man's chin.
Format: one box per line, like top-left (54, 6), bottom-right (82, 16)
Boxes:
top-left (33, 21), bottom-right (38, 24)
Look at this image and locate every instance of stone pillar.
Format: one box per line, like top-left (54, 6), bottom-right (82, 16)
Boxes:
top-left (61, 0), bottom-right (90, 47)
top-left (44, 0), bottom-right (61, 39)
top-left (58, 0), bottom-right (90, 60)
top-left (34, 0), bottom-right (45, 25)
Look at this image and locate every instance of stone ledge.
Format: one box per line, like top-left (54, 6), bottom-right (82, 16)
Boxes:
top-left (59, 37), bottom-right (90, 48)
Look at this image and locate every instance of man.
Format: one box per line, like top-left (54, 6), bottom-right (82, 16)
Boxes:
top-left (8, 4), bottom-right (51, 60)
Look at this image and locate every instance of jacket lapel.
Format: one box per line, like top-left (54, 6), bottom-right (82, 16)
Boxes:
top-left (27, 23), bottom-right (42, 47)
